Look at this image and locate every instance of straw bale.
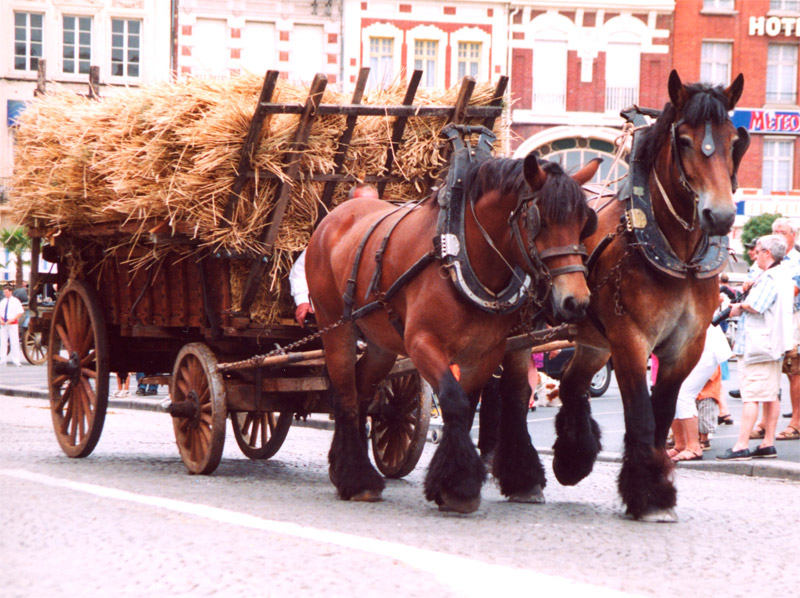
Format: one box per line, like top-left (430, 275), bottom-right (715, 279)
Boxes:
top-left (10, 73), bottom-right (506, 323)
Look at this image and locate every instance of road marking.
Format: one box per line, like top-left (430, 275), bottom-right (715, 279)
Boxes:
top-left (1, 468), bottom-right (637, 598)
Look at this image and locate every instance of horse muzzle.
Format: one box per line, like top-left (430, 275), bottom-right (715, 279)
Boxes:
top-left (550, 287), bottom-right (590, 323)
top-left (699, 194), bottom-right (736, 236)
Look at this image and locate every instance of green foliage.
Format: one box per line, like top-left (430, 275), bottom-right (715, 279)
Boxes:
top-left (741, 213), bottom-right (781, 265)
top-left (0, 227), bottom-right (30, 287)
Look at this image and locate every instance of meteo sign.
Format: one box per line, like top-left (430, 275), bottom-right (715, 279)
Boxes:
top-left (732, 109), bottom-right (800, 135)
top-left (749, 16), bottom-right (800, 36)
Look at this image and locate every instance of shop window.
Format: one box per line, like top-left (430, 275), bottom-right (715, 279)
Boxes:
top-left (14, 12), bottom-right (43, 71)
top-left (762, 139), bottom-right (793, 193)
top-left (700, 41), bottom-right (732, 86)
top-left (766, 44), bottom-right (797, 103)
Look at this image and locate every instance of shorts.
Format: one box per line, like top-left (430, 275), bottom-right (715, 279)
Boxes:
top-left (782, 347), bottom-right (800, 376)
top-left (740, 359), bottom-right (782, 402)
top-left (697, 397), bottom-right (718, 435)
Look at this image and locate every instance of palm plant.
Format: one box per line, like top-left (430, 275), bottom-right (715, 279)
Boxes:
top-left (0, 227), bottom-right (30, 287)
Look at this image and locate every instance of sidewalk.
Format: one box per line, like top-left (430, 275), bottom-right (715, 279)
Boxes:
top-left (3, 362), bottom-right (800, 482)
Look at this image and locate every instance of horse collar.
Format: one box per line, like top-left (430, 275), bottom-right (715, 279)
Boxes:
top-left (434, 125), bottom-right (534, 314)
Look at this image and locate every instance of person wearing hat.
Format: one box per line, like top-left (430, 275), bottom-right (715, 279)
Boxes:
top-left (0, 284), bottom-right (24, 367)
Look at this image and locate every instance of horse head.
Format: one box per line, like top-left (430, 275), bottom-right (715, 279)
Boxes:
top-left (516, 155), bottom-right (601, 322)
top-left (657, 70), bottom-right (748, 236)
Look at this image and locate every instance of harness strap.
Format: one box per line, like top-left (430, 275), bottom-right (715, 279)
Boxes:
top-left (342, 205), bottom-right (406, 320)
top-left (366, 205), bottom-right (419, 300)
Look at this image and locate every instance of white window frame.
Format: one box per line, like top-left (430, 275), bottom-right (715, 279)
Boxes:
top-left (767, 43), bottom-right (798, 104)
top-left (703, 0), bottom-right (734, 10)
top-left (771, 0), bottom-right (800, 12)
top-left (413, 39), bottom-right (439, 88)
top-left (407, 25), bottom-right (446, 89)
top-left (700, 41), bottom-right (732, 86)
top-left (110, 17), bottom-right (142, 79)
top-left (362, 23), bottom-right (402, 90)
top-left (62, 15), bottom-right (93, 76)
top-left (762, 138), bottom-right (794, 193)
top-left (532, 39), bottom-right (568, 112)
top-left (241, 20), bottom-right (277, 76)
top-left (289, 24), bottom-right (325, 85)
top-left (450, 27), bottom-right (491, 83)
top-left (13, 11), bottom-right (44, 72)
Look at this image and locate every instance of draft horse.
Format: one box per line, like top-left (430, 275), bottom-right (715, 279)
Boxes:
top-left (307, 131), bottom-right (600, 513)
top-left (553, 70), bottom-right (749, 521)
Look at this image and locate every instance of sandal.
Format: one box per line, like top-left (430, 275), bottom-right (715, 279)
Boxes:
top-left (666, 447), bottom-right (680, 459)
top-left (671, 449), bottom-right (703, 462)
top-left (749, 426), bottom-right (766, 439)
top-left (776, 425), bottom-right (800, 441)
top-left (700, 440), bottom-right (711, 451)
top-left (717, 414), bottom-right (734, 426)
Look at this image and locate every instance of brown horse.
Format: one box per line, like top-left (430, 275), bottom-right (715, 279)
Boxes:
top-left (553, 71), bottom-right (748, 521)
top-left (307, 149), bottom-right (600, 512)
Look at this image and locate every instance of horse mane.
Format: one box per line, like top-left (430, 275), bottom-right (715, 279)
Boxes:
top-left (638, 81), bottom-right (732, 172)
top-left (463, 157), bottom-right (586, 223)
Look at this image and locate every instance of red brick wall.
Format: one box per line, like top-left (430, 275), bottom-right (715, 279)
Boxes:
top-left (511, 48), bottom-right (532, 110)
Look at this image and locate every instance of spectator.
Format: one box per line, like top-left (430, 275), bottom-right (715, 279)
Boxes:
top-left (115, 372), bottom-right (131, 398)
top-left (772, 218), bottom-right (800, 439)
top-left (718, 234), bottom-right (795, 460)
top-left (698, 367), bottom-right (723, 450)
top-left (135, 373), bottom-right (158, 396)
top-left (0, 284), bottom-right (24, 367)
top-left (669, 324), bottom-right (732, 461)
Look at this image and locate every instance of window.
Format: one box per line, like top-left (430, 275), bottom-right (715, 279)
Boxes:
top-left (111, 18), bottom-right (141, 77)
top-left (700, 42), bottom-right (732, 86)
top-left (369, 37), bottom-right (393, 89)
top-left (703, 0), bottom-right (734, 9)
top-left (414, 40), bottom-right (438, 87)
top-left (537, 138), bottom-right (629, 192)
top-left (771, 1), bottom-right (800, 11)
top-left (457, 42), bottom-right (481, 79)
top-left (63, 16), bottom-right (92, 75)
top-left (767, 44), bottom-right (797, 103)
top-left (533, 40), bottom-right (567, 111)
top-left (194, 18), bottom-right (227, 78)
top-left (605, 42), bottom-right (640, 112)
top-left (762, 139), bottom-right (793, 193)
top-left (242, 22), bottom-right (276, 75)
top-left (14, 12), bottom-right (43, 71)
top-left (289, 25), bottom-right (324, 83)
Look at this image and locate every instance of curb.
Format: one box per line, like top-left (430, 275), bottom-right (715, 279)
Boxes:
top-left (5, 387), bottom-right (800, 482)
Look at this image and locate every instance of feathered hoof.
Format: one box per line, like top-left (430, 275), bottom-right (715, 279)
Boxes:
top-left (437, 491), bottom-right (481, 514)
top-left (509, 484), bottom-right (545, 504)
top-left (633, 507), bottom-right (678, 523)
top-left (350, 489), bottom-right (383, 502)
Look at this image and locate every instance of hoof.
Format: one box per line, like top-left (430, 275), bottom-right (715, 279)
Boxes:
top-left (351, 489), bottom-right (383, 502)
top-left (509, 484), bottom-right (545, 504)
top-left (634, 507), bottom-right (678, 523)
top-left (438, 491), bottom-right (481, 514)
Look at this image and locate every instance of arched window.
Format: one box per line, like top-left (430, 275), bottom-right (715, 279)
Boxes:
top-left (537, 138), bottom-right (629, 190)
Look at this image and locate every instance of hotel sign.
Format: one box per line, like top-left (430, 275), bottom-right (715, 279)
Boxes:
top-left (732, 109), bottom-right (800, 135)
top-left (750, 16), bottom-right (800, 36)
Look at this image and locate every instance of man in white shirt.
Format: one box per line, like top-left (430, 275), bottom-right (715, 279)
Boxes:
top-left (0, 284), bottom-right (25, 367)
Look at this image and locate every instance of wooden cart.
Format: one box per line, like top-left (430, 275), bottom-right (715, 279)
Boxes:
top-left (27, 68), bottom-right (515, 477)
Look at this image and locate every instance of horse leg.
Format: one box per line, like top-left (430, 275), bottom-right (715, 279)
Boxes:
top-left (492, 348), bottom-right (547, 503)
top-left (614, 350), bottom-right (680, 522)
top-left (477, 369), bottom-right (502, 465)
top-left (552, 345), bottom-right (606, 486)
top-left (410, 340), bottom-right (486, 514)
top-left (325, 324), bottom-right (386, 501)
top-left (355, 340), bottom-right (398, 449)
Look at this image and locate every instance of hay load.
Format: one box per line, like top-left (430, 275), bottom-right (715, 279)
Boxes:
top-left (10, 72), bottom-right (506, 323)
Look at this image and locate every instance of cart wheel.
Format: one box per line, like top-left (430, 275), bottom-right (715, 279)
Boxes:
top-left (47, 280), bottom-right (109, 458)
top-left (23, 326), bottom-right (48, 365)
top-left (370, 372), bottom-right (431, 478)
top-left (231, 411), bottom-right (292, 460)
top-left (171, 343), bottom-right (227, 475)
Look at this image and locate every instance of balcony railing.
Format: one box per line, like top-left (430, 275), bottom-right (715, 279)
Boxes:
top-left (532, 91), bottom-right (566, 112)
top-left (605, 86), bottom-right (638, 113)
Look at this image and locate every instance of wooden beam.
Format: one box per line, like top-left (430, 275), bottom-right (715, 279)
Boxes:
top-left (378, 70), bottom-right (422, 197)
top-left (239, 74), bottom-right (329, 312)
top-left (318, 67), bottom-right (370, 220)
top-left (482, 75), bottom-right (508, 132)
top-left (88, 66), bottom-right (100, 99)
top-left (35, 60), bottom-right (46, 96)
top-left (250, 103), bottom-right (502, 118)
top-left (223, 70), bottom-right (280, 223)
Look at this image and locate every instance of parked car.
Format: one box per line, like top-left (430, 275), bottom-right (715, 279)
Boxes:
top-left (540, 347), bottom-right (613, 397)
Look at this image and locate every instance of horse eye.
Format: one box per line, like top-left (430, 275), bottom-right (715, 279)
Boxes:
top-left (678, 136), bottom-right (693, 150)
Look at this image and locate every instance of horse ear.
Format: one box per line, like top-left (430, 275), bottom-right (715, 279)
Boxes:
top-left (724, 74), bottom-right (745, 109)
top-left (668, 70), bottom-right (688, 109)
top-left (572, 157), bottom-right (602, 186)
top-left (523, 153), bottom-right (547, 191)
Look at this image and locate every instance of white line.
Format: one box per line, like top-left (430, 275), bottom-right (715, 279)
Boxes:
top-left (1, 468), bottom-right (638, 598)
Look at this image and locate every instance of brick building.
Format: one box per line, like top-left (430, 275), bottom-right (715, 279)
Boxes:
top-left (673, 0), bottom-right (800, 236)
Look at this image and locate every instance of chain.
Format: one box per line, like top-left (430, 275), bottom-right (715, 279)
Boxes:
top-left (590, 243), bottom-right (635, 317)
top-left (219, 317), bottom-right (348, 371)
